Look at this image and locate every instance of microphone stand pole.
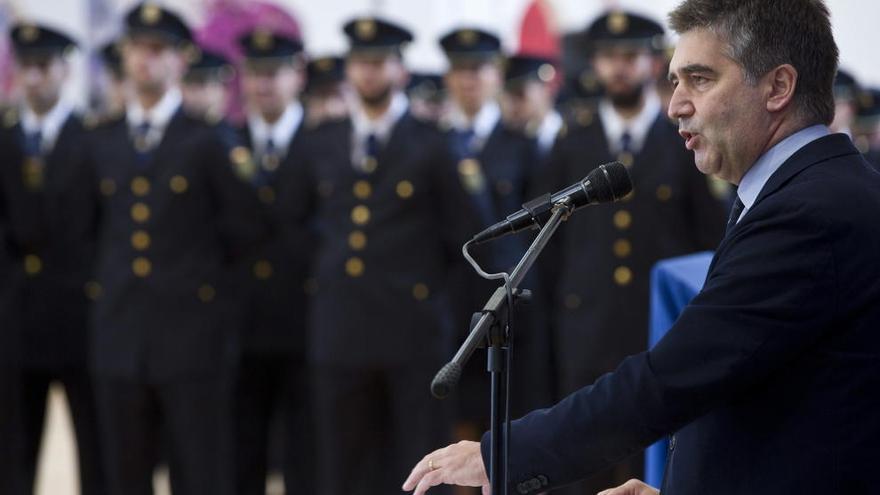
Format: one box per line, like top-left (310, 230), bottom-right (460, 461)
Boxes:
top-left (431, 198), bottom-right (573, 495)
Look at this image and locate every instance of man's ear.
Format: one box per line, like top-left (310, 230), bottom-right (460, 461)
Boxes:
top-left (766, 64), bottom-right (798, 113)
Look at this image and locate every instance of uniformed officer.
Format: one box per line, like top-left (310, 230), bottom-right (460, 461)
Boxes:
top-left (0, 23), bottom-right (107, 495)
top-left (302, 55), bottom-right (348, 127)
top-left (540, 11), bottom-right (728, 493)
top-left (438, 27), bottom-right (552, 437)
top-left (854, 87), bottom-right (880, 168)
top-left (406, 72), bottom-right (446, 122)
top-left (829, 68), bottom-right (860, 136)
top-left (283, 16), bottom-right (477, 495)
top-left (500, 54), bottom-right (564, 161)
top-left (180, 46), bottom-right (234, 124)
top-left (79, 5), bottom-right (266, 494)
top-left (97, 40), bottom-right (127, 118)
top-left (231, 27), bottom-right (314, 495)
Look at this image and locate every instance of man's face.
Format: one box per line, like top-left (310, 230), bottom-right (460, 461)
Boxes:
top-left (502, 80), bottom-right (550, 130)
top-left (241, 60), bottom-right (302, 119)
top-left (591, 45), bottom-right (656, 108)
top-left (15, 54), bottom-right (67, 113)
top-left (345, 52), bottom-right (403, 106)
top-left (667, 28), bottom-right (771, 184)
top-left (182, 79), bottom-right (228, 119)
top-left (122, 35), bottom-right (184, 94)
top-left (445, 59), bottom-right (500, 116)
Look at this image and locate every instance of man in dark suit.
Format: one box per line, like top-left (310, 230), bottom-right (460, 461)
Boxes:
top-left (283, 16), bottom-right (477, 495)
top-left (537, 11), bottom-right (728, 491)
top-left (500, 54), bottom-right (565, 162)
top-left (439, 28), bottom-right (553, 434)
top-left (80, 5), bottom-right (265, 494)
top-left (403, 0), bottom-right (880, 493)
top-left (231, 27), bottom-right (314, 495)
top-left (0, 23), bottom-right (106, 495)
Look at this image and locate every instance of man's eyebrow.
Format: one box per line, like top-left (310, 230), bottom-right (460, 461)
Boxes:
top-left (669, 63), bottom-right (717, 81)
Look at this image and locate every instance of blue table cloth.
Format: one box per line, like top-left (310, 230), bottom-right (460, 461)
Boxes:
top-left (645, 251), bottom-right (714, 486)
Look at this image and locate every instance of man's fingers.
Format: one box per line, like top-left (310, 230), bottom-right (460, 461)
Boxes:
top-left (403, 453), bottom-right (439, 491)
top-left (596, 479), bottom-right (658, 495)
top-left (413, 469), bottom-right (445, 495)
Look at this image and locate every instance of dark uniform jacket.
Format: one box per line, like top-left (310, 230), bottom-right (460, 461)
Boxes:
top-left (235, 124), bottom-right (312, 354)
top-left (542, 111), bottom-right (727, 386)
top-left (0, 109), bottom-right (93, 369)
top-left (81, 108), bottom-right (266, 381)
top-left (487, 133), bottom-right (880, 494)
top-left (284, 112), bottom-right (478, 367)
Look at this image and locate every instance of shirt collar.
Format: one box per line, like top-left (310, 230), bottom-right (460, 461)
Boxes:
top-left (247, 102), bottom-right (304, 156)
top-left (447, 101), bottom-right (501, 140)
top-left (535, 110), bottom-right (563, 154)
top-left (21, 99), bottom-right (72, 152)
top-left (598, 88), bottom-right (661, 154)
top-left (350, 91), bottom-right (409, 143)
top-left (126, 87), bottom-right (182, 131)
top-left (737, 124), bottom-right (830, 213)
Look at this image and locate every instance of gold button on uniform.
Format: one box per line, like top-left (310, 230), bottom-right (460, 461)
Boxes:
top-left (351, 205), bottom-right (370, 226)
top-left (258, 186), bottom-right (275, 204)
top-left (353, 180), bottom-right (372, 199)
top-left (613, 239), bottom-right (632, 258)
top-left (345, 257), bottom-right (365, 277)
top-left (614, 266), bottom-right (633, 286)
top-left (412, 283), bottom-right (430, 301)
top-left (100, 178), bottom-right (117, 196)
top-left (24, 254), bottom-right (42, 276)
top-left (253, 260), bottom-right (273, 280)
top-left (363, 157), bottom-right (378, 173)
top-left (132, 257), bottom-right (152, 277)
top-left (84, 281), bottom-right (103, 301)
top-left (617, 152), bottom-right (634, 168)
top-left (198, 284), bottom-right (216, 302)
top-left (613, 210), bottom-right (632, 230)
top-left (131, 203), bottom-right (150, 223)
top-left (131, 230), bottom-right (151, 250)
top-left (458, 158), bottom-right (480, 177)
top-left (656, 184), bottom-right (672, 202)
top-left (131, 176), bottom-right (151, 196)
top-left (396, 180), bottom-right (414, 199)
top-left (564, 293), bottom-right (581, 310)
top-left (348, 230), bottom-right (367, 250)
top-left (170, 175), bottom-right (189, 194)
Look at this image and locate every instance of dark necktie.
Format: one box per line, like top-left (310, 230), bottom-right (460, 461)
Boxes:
top-left (24, 129), bottom-right (43, 157)
top-left (726, 196), bottom-right (745, 234)
top-left (133, 122), bottom-right (152, 166)
top-left (620, 131), bottom-right (633, 154)
top-left (366, 133), bottom-right (379, 159)
top-left (452, 128), bottom-right (476, 160)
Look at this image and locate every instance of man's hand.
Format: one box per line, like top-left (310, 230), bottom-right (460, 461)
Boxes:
top-left (402, 441), bottom-right (490, 495)
top-left (597, 479), bottom-right (659, 495)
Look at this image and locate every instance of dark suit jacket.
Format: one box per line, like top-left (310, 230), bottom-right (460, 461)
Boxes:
top-left (285, 113), bottom-right (478, 367)
top-left (485, 133), bottom-right (880, 494)
top-left (0, 112), bottom-right (94, 369)
top-left (82, 109), bottom-right (267, 381)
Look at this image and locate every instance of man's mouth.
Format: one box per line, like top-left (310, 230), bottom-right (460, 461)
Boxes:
top-left (679, 130), bottom-right (699, 150)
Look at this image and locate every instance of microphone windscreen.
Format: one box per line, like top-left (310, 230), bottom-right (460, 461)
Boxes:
top-left (586, 161), bottom-right (633, 203)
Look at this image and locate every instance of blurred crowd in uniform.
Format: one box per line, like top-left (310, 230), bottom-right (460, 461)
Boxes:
top-left (1, 2), bottom-right (878, 495)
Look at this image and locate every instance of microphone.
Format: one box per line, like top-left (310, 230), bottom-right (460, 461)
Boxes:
top-left (471, 161), bottom-right (632, 244)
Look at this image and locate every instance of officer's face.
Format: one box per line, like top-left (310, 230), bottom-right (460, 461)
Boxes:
top-left (181, 79), bottom-right (227, 120)
top-left (345, 52), bottom-right (403, 106)
top-left (15, 54), bottom-right (68, 114)
top-left (592, 45), bottom-right (658, 108)
top-left (122, 35), bottom-right (184, 94)
top-left (445, 59), bottom-right (500, 116)
top-left (667, 29), bottom-right (771, 185)
top-left (502, 80), bottom-right (551, 130)
top-left (241, 61), bottom-right (302, 120)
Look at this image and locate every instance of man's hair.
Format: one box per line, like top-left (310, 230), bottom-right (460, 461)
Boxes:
top-left (669, 0), bottom-right (838, 125)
